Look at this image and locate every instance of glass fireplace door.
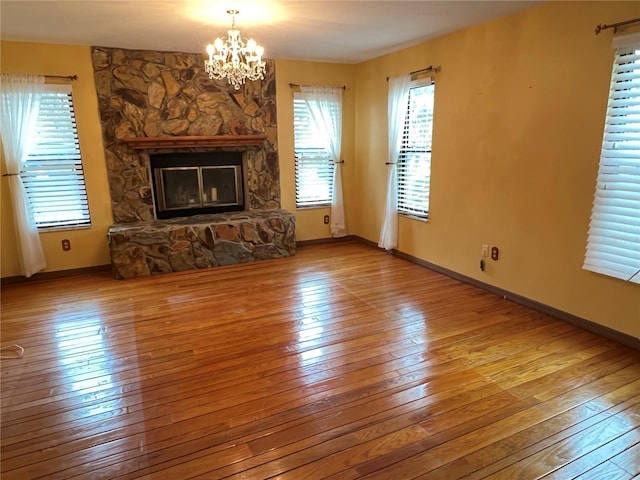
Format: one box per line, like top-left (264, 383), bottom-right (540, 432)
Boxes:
top-left (154, 165), bottom-right (243, 214)
top-left (158, 167), bottom-right (202, 210)
top-left (202, 166), bottom-right (242, 206)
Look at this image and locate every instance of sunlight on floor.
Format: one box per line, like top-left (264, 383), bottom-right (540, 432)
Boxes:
top-left (54, 308), bottom-right (115, 396)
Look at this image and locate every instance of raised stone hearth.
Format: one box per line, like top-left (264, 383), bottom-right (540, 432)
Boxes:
top-left (108, 210), bottom-right (295, 279)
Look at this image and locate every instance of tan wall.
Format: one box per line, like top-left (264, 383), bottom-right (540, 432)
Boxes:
top-left (1, 42), bottom-right (113, 277)
top-left (275, 60), bottom-right (355, 241)
top-left (352, 1), bottom-right (640, 338)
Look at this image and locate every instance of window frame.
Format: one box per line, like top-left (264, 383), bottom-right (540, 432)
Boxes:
top-left (21, 83), bottom-right (92, 231)
top-left (397, 77), bottom-right (435, 221)
top-left (293, 91), bottom-right (335, 209)
top-left (583, 38), bottom-right (640, 284)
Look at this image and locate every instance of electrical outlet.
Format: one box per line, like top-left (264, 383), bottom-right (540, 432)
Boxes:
top-left (323, 215), bottom-right (330, 225)
top-left (62, 239), bottom-right (71, 251)
top-left (491, 246), bottom-right (499, 261)
top-left (482, 245), bottom-right (489, 257)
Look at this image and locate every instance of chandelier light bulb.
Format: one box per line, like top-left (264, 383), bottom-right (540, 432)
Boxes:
top-left (204, 9), bottom-right (266, 90)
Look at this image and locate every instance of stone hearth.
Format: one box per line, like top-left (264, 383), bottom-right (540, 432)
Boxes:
top-left (108, 210), bottom-right (295, 279)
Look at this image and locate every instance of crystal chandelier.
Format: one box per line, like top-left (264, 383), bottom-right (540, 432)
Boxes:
top-left (204, 9), bottom-right (266, 90)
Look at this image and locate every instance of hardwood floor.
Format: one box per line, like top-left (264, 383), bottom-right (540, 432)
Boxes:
top-left (1, 241), bottom-right (639, 479)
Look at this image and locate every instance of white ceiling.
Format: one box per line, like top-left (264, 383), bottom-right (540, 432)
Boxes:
top-left (0, 0), bottom-right (541, 64)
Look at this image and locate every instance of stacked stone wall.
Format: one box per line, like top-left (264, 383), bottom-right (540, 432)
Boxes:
top-left (91, 47), bottom-right (280, 223)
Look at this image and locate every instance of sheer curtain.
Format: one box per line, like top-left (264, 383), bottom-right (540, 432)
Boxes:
top-left (299, 85), bottom-right (346, 237)
top-left (0, 73), bottom-right (47, 277)
top-left (378, 74), bottom-right (411, 250)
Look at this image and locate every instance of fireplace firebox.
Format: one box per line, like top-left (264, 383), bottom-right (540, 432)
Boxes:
top-left (150, 151), bottom-right (244, 219)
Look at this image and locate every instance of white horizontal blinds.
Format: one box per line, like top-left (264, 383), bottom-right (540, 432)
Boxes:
top-left (293, 92), bottom-right (334, 208)
top-left (584, 41), bottom-right (640, 283)
top-left (22, 84), bottom-right (91, 228)
top-left (397, 81), bottom-right (434, 218)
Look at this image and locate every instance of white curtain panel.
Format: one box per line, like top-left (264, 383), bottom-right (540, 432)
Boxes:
top-left (378, 74), bottom-right (411, 250)
top-left (299, 85), bottom-right (347, 237)
top-left (0, 73), bottom-right (47, 277)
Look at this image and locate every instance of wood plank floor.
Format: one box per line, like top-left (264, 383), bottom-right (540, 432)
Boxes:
top-left (1, 240), bottom-right (639, 479)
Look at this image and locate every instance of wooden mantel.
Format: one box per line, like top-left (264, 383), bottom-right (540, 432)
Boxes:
top-left (122, 135), bottom-right (268, 149)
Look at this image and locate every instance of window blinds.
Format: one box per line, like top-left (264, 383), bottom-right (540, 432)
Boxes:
top-left (583, 39), bottom-right (640, 283)
top-left (397, 81), bottom-right (435, 218)
top-left (293, 94), bottom-right (334, 208)
top-left (22, 84), bottom-right (91, 229)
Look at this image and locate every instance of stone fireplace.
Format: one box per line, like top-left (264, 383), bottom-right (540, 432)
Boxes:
top-left (91, 47), bottom-right (282, 222)
top-left (91, 47), bottom-right (295, 278)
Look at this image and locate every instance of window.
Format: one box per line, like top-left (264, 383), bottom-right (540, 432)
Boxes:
top-left (398, 79), bottom-right (435, 219)
top-left (293, 92), bottom-right (334, 208)
top-left (583, 38), bottom-right (640, 284)
top-left (22, 84), bottom-right (91, 229)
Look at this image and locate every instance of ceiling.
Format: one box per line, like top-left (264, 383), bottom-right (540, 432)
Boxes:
top-left (0, 1), bottom-right (540, 64)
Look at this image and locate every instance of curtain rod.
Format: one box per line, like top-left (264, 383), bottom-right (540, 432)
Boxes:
top-left (46, 74), bottom-right (78, 81)
top-left (410, 65), bottom-right (441, 76)
top-left (595, 17), bottom-right (640, 34)
top-left (288, 83), bottom-right (346, 90)
top-left (386, 64), bottom-right (441, 82)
